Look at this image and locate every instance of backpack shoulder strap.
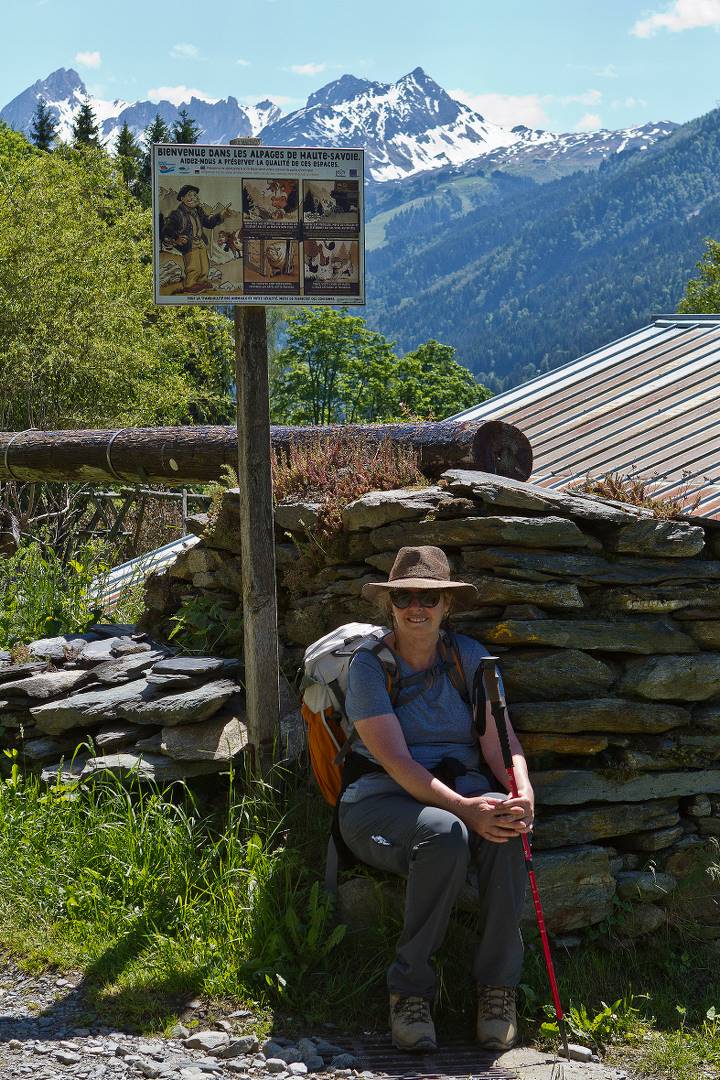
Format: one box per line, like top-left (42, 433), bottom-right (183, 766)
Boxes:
top-left (439, 630), bottom-right (470, 703)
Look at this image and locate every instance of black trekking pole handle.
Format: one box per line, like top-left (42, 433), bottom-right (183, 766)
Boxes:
top-left (479, 657), bottom-right (570, 1062)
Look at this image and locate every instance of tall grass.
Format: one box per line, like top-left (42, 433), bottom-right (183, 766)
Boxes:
top-left (0, 540), bottom-right (107, 649)
top-left (0, 763), bottom-right (360, 1027)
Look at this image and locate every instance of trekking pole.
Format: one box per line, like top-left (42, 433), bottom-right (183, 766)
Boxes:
top-left (479, 657), bottom-right (570, 1062)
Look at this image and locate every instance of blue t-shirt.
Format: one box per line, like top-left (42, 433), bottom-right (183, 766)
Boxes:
top-left (341, 633), bottom-right (500, 803)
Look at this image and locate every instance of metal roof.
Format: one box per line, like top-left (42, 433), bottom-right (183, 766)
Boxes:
top-left (450, 314), bottom-right (720, 518)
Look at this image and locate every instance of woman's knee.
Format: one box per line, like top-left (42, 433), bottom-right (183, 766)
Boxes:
top-left (414, 808), bottom-right (470, 866)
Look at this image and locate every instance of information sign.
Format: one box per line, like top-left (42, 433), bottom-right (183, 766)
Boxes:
top-left (152, 143), bottom-right (365, 305)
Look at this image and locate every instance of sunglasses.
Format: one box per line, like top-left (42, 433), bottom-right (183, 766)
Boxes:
top-left (389, 589), bottom-right (442, 609)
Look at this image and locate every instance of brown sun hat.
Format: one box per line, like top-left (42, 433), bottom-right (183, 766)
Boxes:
top-left (361, 546), bottom-right (478, 608)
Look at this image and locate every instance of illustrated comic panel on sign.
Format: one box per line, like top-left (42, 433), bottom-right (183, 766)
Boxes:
top-left (157, 175), bottom-right (244, 299)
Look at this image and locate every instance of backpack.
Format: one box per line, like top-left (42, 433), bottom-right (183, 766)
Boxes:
top-left (299, 622), bottom-right (470, 806)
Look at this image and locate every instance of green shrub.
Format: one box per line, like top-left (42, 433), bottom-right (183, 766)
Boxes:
top-left (0, 540), bottom-right (106, 649)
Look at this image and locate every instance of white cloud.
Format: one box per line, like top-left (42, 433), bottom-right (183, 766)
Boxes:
top-left (236, 58), bottom-right (251, 66)
top-left (75, 50), bottom-right (102, 68)
top-left (632, 0), bottom-right (720, 37)
top-left (147, 85), bottom-right (218, 105)
top-left (575, 112), bottom-right (603, 131)
top-left (289, 62), bottom-right (327, 76)
top-left (450, 89), bottom-right (549, 128)
top-left (594, 63), bottom-right (619, 78)
top-left (557, 88), bottom-right (602, 106)
top-left (611, 95), bottom-right (648, 109)
top-left (170, 43), bottom-right (203, 60)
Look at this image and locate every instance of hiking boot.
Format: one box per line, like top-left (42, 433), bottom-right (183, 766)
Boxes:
top-left (476, 985), bottom-right (517, 1051)
top-left (389, 994), bottom-right (437, 1052)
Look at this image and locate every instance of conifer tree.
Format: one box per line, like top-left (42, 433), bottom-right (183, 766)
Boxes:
top-left (72, 98), bottom-right (100, 147)
top-left (171, 108), bottom-right (201, 144)
top-left (30, 97), bottom-right (57, 151)
top-left (138, 113), bottom-right (172, 207)
top-left (115, 121), bottom-right (143, 194)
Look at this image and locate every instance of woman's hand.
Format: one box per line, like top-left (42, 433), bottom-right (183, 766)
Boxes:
top-left (458, 795), bottom-right (529, 843)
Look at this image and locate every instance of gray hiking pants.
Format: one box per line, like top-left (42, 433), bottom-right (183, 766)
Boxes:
top-left (338, 791), bottom-right (526, 1001)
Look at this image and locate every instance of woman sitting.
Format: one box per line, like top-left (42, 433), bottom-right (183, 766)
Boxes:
top-left (338, 545), bottom-right (532, 1053)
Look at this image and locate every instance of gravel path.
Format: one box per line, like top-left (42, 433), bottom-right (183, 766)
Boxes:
top-left (0, 955), bottom-right (637, 1080)
top-left (0, 955), bottom-right (361, 1080)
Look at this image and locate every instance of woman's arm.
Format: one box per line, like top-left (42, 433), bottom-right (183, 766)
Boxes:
top-left (355, 712), bottom-right (528, 843)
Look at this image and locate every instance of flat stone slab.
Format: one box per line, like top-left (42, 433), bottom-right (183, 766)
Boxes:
top-left (511, 698), bottom-right (689, 734)
top-left (78, 637), bottom-right (129, 665)
top-left (619, 732), bottom-right (720, 770)
top-left (615, 824), bottom-right (684, 851)
top-left (523, 845), bottom-right (617, 932)
top-left (90, 650), bottom-right (165, 686)
top-left (0, 668), bottom-right (92, 700)
top-left (534, 798), bottom-right (680, 850)
top-left (471, 617), bottom-right (697, 654)
top-left (93, 722), bottom-right (148, 751)
top-left (621, 653), bottom-right (720, 700)
top-left (616, 870), bottom-right (677, 901)
top-left (369, 515), bottom-right (594, 552)
top-left (463, 545), bottom-right (720, 585)
top-left (342, 486), bottom-right (457, 532)
top-left (27, 635), bottom-right (95, 663)
top-left (30, 678), bottom-right (157, 733)
top-left (441, 469), bottom-right (636, 523)
top-left (607, 519), bottom-right (706, 558)
top-left (152, 657), bottom-right (226, 677)
top-left (31, 678), bottom-right (239, 732)
top-left (612, 902), bottom-right (666, 938)
top-left (463, 574), bottom-right (584, 610)
top-left (498, 649), bottom-right (615, 701)
top-left (160, 708), bottom-right (248, 762)
top-left (81, 752), bottom-right (219, 782)
top-left (275, 501), bottom-right (322, 533)
top-left (22, 734), bottom-right (88, 763)
top-left (117, 678), bottom-right (239, 726)
top-left (521, 732), bottom-right (608, 756)
top-left (0, 661), bottom-right (49, 684)
top-left (534, 768), bottom-right (720, 805)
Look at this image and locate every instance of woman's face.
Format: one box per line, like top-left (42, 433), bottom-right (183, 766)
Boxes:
top-left (390, 589), bottom-right (450, 639)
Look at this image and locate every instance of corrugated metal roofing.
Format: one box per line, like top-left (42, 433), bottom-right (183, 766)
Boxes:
top-left (90, 533), bottom-right (200, 610)
top-left (450, 314), bottom-right (720, 518)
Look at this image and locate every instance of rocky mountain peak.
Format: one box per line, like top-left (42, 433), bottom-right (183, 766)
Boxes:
top-left (307, 74), bottom-right (383, 110)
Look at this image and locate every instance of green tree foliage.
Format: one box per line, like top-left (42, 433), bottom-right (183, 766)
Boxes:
top-left (172, 108), bottom-right (201, 144)
top-left (0, 143), bottom-right (235, 430)
top-left (72, 98), bottom-right (100, 147)
top-left (0, 121), bottom-right (35, 165)
top-left (679, 238), bottom-right (720, 313)
top-left (269, 308), bottom-right (489, 425)
top-left (114, 121), bottom-right (143, 195)
top-left (395, 340), bottom-right (491, 419)
top-left (30, 97), bottom-right (57, 151)
top-left (138, 114), bottom-right (171, 206)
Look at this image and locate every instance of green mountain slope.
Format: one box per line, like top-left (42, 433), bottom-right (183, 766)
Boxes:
top-left (364, 108), bottom-right (720, 389)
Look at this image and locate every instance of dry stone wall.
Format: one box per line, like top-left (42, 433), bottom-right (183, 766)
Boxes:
top-left (142, 469), bottom-right (720, 940)
top-left (14, 468), bottom-right (720, 942)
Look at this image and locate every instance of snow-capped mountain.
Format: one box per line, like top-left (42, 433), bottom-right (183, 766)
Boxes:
top-left (262, 67), bottom-right (522, 181)
top-left (1, 66), bottom-right (676, 184)
top-left (0, 68), bottom-right (280, 147)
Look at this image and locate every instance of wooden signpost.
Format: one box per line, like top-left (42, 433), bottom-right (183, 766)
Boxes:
top-left (151, 138), bottom-right (365, 769)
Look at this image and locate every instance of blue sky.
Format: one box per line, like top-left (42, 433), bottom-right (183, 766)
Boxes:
top-left (4, 0), bottom-right (720, 131)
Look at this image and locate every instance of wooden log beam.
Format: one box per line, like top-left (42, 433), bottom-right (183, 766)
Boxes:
top-left (0, 419), bottom-right (532, 487)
